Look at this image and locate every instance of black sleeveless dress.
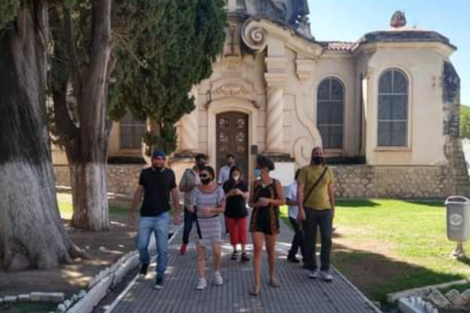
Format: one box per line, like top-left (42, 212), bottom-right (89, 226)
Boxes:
top-left (249, 179), bottom-right (280, 235)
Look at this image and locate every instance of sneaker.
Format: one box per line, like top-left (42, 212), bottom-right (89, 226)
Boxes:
top-left (180, 243), bottom-right (187, 255)
top-left (241, 252), bottom-right (250, 262)
top-left (153, 276), bottom-right (164, 290)
top-left (308, 270), bottom-right (320, 279)
top-left (140, 263), bottom-right (149, 277)
top-left (231, 251), bottom-right (238, 261)
top-left (213, 271), bottom-right (224, 286)
top-left (196, 277), bottom-right (207, 290)
top-left (287, 255), bottom-right (300, 263)
top-left (320, 270), bottom-right (333, 282)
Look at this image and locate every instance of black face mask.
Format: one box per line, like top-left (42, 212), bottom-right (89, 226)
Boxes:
top-left (311, 156), bottom-right (324, 165)
top-left (201, 178), bottom-right (211, 185)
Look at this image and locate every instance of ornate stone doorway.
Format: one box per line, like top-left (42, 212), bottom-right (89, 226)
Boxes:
top-left (216, 112), bottom-right (249, 179)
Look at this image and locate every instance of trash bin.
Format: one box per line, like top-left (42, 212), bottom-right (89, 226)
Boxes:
top-left (445, 196), bottom-right (470, 242)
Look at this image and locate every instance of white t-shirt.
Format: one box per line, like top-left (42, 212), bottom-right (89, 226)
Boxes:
top-left (218, 165), bottom-right (232, 185)
top-left (285, 181), bottom-right (298, 219)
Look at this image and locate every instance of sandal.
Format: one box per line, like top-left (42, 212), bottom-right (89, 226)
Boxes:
top-left (249, 286), bottom-right (260, 297)
top-left (231, 251), bottom-right (238, 261)
top-left (269, 278), bottom-right (280, 288)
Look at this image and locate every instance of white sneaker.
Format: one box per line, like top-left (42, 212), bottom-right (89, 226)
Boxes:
top-left (213, 271), bottom-right (223, 286)
top-left (308, 270), bottom-right (320, 279)
top-left (320, 270), bottom-right (333, 282)
top-left (196, 277), bottom-right (207, 290)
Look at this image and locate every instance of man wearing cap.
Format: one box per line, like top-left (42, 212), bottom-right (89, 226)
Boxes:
top-left (128, 151), bottom-right (182, 290)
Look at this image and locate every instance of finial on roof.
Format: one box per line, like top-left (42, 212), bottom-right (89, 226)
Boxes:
top-left (390, 11), bottom-right (407, 28)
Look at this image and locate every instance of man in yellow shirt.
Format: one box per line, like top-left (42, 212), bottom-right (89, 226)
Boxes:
top-left (297, 147), bottom-right (335, 281)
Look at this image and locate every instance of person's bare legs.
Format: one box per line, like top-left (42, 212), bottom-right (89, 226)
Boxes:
top-left (212, 243), bottom-right (222, 271)
top-left (251, 232), bottom-right (264, 295)
top-left (265, 234), bottom-right (278, 286)
top-left (197, 244), bottom-right (206, 279)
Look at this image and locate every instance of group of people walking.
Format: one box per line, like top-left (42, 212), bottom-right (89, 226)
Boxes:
top-left (128, 147), bottom-right (335, 295)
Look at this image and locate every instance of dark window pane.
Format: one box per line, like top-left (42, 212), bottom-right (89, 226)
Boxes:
top-left (378, 122), bottom-right (392, 146)
top-left (391, 122), bottom-right (407, 146)
top-left (330, 102), bottom-right (344, 124)
top-left (317, 103), bottom-right (329, 125)
top-left (379, 71), bottom-right (393, 93)
top-left (391, 95), bottom-right (408, 120)
top-left (318, 80), bottom-right (330, 100)
top-left (393, 71), bottom-right (408, 94)
top-left (330, 126), bottom-right (343, 148)
top-left (331, 80), bottom-right (344, 100)
top-left (378, 95), bottom-right (392, 120)
top-left (318, 125), bottom-right (330, 148)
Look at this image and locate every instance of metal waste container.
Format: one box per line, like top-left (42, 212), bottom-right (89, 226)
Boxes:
top-left (445, 196), bottom-right (470, 242)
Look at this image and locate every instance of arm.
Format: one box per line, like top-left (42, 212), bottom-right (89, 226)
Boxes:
top-left (297, 182), bottom-right (306, 221)
top-left (128, 185), bottom-right (144, 230)
top-left (248, 182), bottom-right (259, 208)
top-left (328, 182), bottom-right (335, 219)
top-left (285, 198), bottom-right (298, 206)
top-left (272, 180), bottom-right (285, 206)
top-left (179, 170), bottom-right (195, 193)
top-left (171, 187), bottom-right (182, 220)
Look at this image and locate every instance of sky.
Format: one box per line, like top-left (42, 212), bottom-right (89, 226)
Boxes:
top-left (307, 0), bottom-right (470, 105)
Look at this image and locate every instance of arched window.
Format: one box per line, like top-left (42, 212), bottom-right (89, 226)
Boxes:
top-left (120, 112), bottom-right (146, 149)
top-left (317, 78), bottom-right (344, 149)
top-left (378, 69), bottom-right (408, 147)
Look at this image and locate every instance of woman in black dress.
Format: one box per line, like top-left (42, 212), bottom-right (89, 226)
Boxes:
top-left (248, 155), bottom-right (285, 296)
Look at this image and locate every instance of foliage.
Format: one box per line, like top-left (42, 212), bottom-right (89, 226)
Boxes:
top-left (460, 104), bottom-right (470, 138)
top-left (108, 0), bottom-right (226, 154)
top-left (0, 0), bottom-right (20, 30)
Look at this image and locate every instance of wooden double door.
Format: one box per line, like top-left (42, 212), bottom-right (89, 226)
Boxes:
top-left (216, 112), bottom-right (249, 180)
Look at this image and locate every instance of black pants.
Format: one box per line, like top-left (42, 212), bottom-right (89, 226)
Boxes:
top-left (303, 209), bottom-right (333, 271)
top-left (182, 206), bottom-right (196, 244)
top-left (288, 217), bottom-right (305, 260)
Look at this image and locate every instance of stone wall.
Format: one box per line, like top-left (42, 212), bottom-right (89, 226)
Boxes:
top-left (332, 165), bottom-right (459, 199)
top-left (54, 163), bottom-right (469, 199)
top-left (54, 165), bottom-right (144, 196)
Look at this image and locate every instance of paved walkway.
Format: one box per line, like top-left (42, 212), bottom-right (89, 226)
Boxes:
top-left (108, 216), bottom-right (381, 313)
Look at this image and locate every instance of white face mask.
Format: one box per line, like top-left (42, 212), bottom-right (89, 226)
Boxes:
top-left (232, 175), bottom-right (240, 181)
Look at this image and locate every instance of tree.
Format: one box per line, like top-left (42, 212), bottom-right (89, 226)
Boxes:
top-left (108, 0), bottom-right (226, 154)
top-left (0, 1), bottom-right (84, 270)
top-left (49, 0), bottom-right (114, 231)
top-left (460, 105), bottom-right (470, 138)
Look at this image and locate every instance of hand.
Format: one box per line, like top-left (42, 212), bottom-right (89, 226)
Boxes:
top-left (297, 208), bottom-right (306, 223)
top-left (200, 206), bottom-right (213, 217)
top-left (258, 197), bottom-right (271, 206)
top-left (173, 213), bottom-right (182, 225)
top-left (188, 206), bottom-right (195, 214)
top-left (127, 212), bottom-right (137, 232)
top-left (331, 209), bottom-right (335, 220)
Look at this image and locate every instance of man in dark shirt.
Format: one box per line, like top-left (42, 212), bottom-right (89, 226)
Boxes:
top-left (128, 151), bottom-right (182, 290)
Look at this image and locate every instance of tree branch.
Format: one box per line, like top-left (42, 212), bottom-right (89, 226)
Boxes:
top-left (62, 5), bottom-right (82, 102)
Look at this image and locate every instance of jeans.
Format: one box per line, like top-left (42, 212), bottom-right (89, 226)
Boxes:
top-left (137, 212), bottom-right (170, 278)
top-left (303, 209), bottom-right (333, 271)
top-left (182, 206), bottom-right (196, 244)
top-left (288, 217), bottom-right (305, 260)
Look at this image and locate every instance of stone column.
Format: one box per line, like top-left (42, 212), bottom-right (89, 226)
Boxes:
top-left (265, 73), bottom-right (287, 153)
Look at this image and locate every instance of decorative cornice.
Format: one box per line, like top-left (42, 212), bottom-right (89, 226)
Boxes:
top-left (265, 72), bottom-right (288, 89)
top-left (205, 78), bottom-right (260, 109)
top-left (241, 18), bottom-right (324, 58)
top-left (295, 58), bottom-right (315, 83)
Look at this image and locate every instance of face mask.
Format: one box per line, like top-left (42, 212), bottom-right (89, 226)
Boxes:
top-left (311, 156), bottom-right (324, 165)
top-left (201, 178), bottom-right (211, 185)
top-left (232, 175), bottom-right (240, 181)
top-left (254, 169), bottom-right (262, 179)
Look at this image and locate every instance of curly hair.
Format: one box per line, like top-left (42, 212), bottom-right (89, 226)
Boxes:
top-left (256, 155), bottom-right (275, 171)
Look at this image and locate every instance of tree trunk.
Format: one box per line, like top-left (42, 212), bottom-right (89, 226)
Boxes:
top-left (50, 0), bottom-right (113, 231)
top-left (0, 3), bottom-right (82, 270)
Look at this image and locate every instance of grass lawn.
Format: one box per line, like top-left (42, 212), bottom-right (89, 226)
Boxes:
top-left (58, 202), bottom-right (129, 219)
top-left (280, 200), bottom-right (470, 302)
